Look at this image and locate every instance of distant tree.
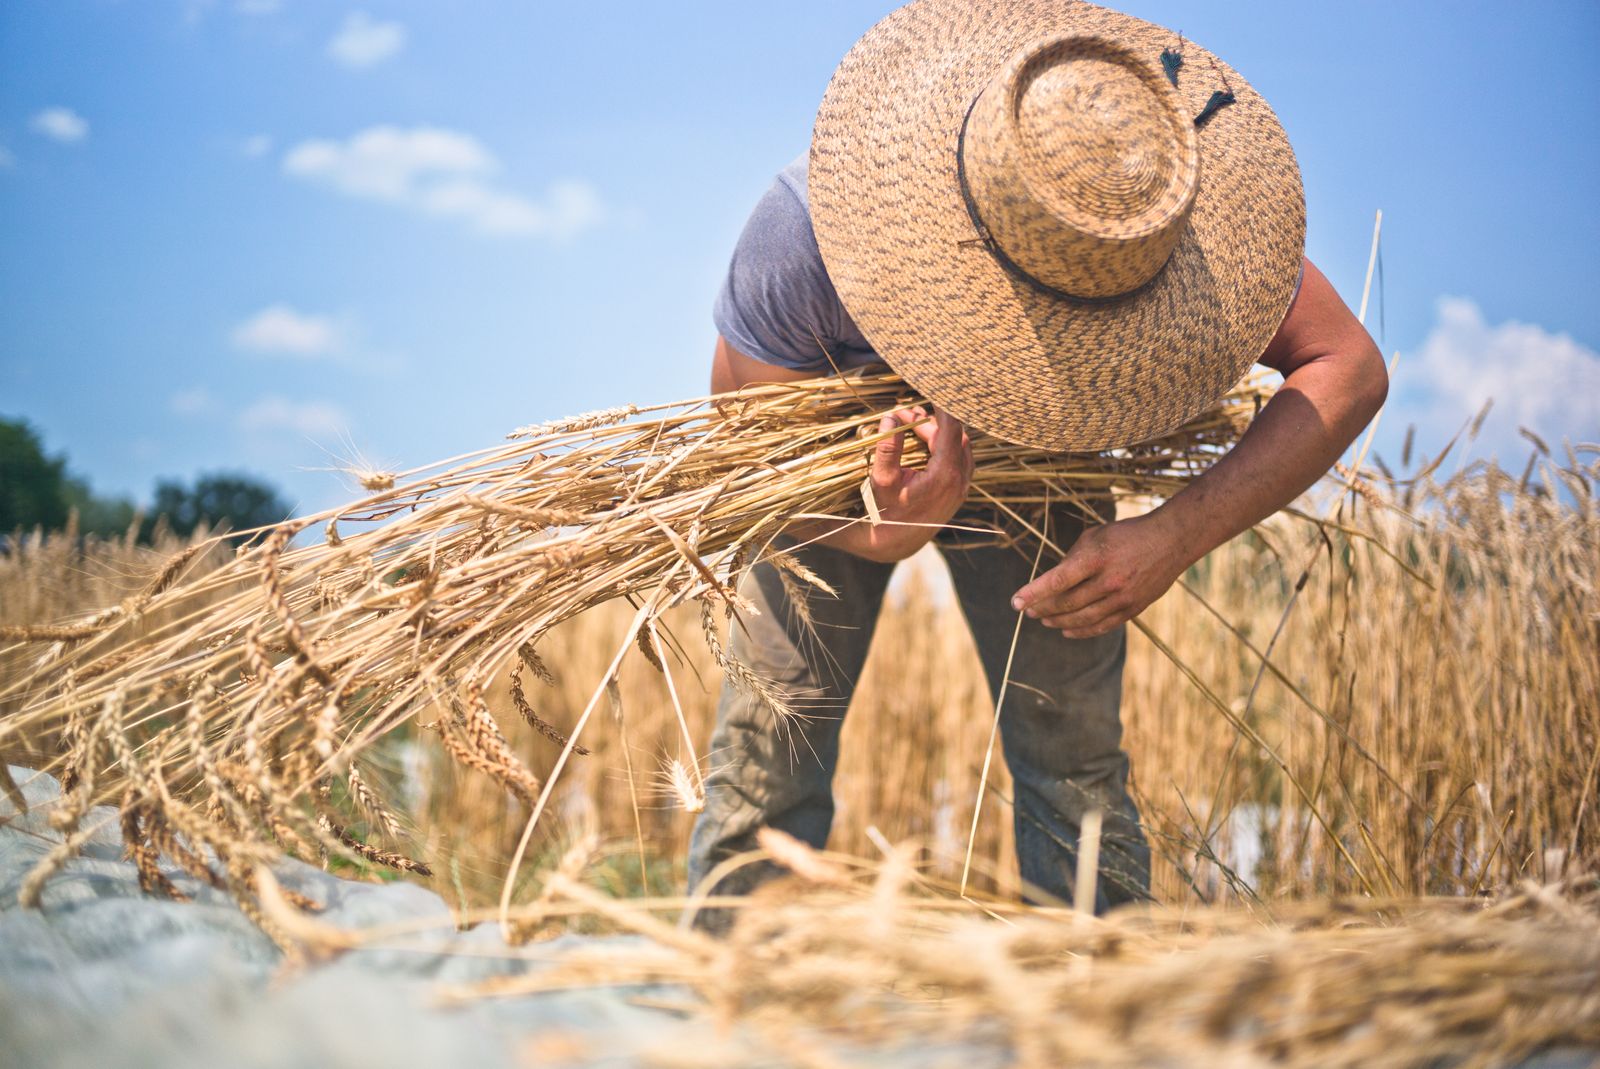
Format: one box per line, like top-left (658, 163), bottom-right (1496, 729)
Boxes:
top-left (63, 477), bottom-right (138, 538)
top-left (1, 419), bottom-right (290, 544)
top-left (0, 417), bottom-right (69, 531)
top-left (146, 472), bottom-right (292, 542)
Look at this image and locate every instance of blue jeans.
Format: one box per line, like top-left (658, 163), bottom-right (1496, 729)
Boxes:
top-left (687, 519), bottom-right (1150, 923)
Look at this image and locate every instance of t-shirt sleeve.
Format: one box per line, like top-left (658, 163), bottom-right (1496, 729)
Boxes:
top-left (712, 176), bottom-right (839, 373)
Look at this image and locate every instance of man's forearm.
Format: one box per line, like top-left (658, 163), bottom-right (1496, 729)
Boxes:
top-left (1009, 259), bottom-right (1386, 638)
top-left (1151, 350), bottom-right (1388, 565)
top-left (785, 516), bottom-right (895, 561)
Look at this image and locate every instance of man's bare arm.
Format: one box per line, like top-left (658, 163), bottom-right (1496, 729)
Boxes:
top-left (1013, 258), bottom-right (1388, 636)
top-left (1169, 258), bottom-right (1389, 554)
top-left (710, 335), bottom-right (816, 394)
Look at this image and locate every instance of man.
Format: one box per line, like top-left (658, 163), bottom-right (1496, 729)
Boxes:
top-left (688, 0), bottom-right (1387, 916)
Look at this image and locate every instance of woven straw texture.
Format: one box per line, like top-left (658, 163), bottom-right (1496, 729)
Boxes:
top-left (811, 0), bottom-right (1306, 451)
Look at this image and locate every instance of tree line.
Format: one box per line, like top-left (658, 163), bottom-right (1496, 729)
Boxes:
top-left (0, 417), bottom-right (291, 543)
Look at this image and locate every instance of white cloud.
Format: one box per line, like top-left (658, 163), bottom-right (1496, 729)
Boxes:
top-left (231, 305), bottom-right (345, 357)
top-left (242, 133), bottom-right (273, 158)
top-left (238, 396), bottom-right (350, 438)
top-left (284, 126), bottom-right (491, 201)
top-left (1403, 297), bottom-right (1600, 460)
top-left (0, 145), bottom-right (14, 169)
top-left (170, 387), bottom-right (217, 417)
top-left (328, 12), bottom-right (406, 68)
top-left (31, 107), bottom-right (88, 144)
top-left (418, 176), bottom-right (605, 238)
top-left (282, 124), bottom-right (603, 239)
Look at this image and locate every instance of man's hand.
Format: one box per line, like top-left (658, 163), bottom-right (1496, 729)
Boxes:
top-left (861, 407), bottom-right (974, 560)
top-left (710, 336), bottom-right (974, 564)
top-left (804, 406), bottom-right (973, 563)
top-left (1010, 510), bottom-right (1190, 638)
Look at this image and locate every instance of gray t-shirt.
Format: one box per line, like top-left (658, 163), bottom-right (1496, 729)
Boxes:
top-left (712, 155), bottom-right (883, 373)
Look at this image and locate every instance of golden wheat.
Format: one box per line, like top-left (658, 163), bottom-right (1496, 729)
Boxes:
top-left (0, 369), bottom-right (1273, 935)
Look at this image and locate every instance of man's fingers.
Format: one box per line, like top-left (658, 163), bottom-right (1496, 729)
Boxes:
top-left (1013, 546), bottom-right (1098, 611)
top-left (878, 407), bottom-right (972, 502)
top-left (1040, 593), bottom-right (1118, 630)
top-left (1032, 574), bottom-right (1115, 619)
top-left (908, 410), bottom-right (938, 450)
top-left (871, 413), bottom-right (906, 488)
top-left (926, 410), bottom-right (969, 479)
top-left (1058, 608), bottom-right (1125, 639)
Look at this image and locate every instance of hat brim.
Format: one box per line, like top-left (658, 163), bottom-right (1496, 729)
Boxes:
top-left (810, 0), bottom-right (1305, 451)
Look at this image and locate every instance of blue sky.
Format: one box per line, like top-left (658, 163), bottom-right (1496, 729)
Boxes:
top-left (2, 0), bottom-right (1597, 516)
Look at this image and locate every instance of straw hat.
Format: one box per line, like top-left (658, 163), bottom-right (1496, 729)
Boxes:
top-left (810, 0), bottom-right (1305, 451)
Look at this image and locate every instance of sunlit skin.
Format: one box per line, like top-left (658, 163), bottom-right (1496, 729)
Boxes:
top-left (711, 257), bottom-right (1388, 639)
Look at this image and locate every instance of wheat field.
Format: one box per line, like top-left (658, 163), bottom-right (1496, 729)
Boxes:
top-left (3, 393), bottom-right (1597, 1067)
top-left (5, 440), bottom-right (1594, 912)
top-left (415, 449), bottom-right (1600, 909)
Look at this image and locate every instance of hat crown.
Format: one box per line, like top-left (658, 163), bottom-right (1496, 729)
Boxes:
top-left (961, 34), bottom-right (1200, 299)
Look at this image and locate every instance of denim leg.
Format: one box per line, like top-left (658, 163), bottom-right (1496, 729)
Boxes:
top-left (942, 534), bottom-right (1152, 913)
top-left (687, 535), bottom-right (894, 918)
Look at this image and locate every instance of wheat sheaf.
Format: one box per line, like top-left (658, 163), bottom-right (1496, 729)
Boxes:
top-left (0, 369), bottom-right (1270, 943)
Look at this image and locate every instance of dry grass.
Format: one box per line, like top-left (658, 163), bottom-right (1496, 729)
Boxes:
top-left (519, 865), bottom-right (1600, 1069)
top-left (250, 829), bottom-right (1600, 1069)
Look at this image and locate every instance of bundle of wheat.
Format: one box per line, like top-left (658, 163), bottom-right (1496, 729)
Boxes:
top-left (0, 370), bottom-right (1272, 938)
